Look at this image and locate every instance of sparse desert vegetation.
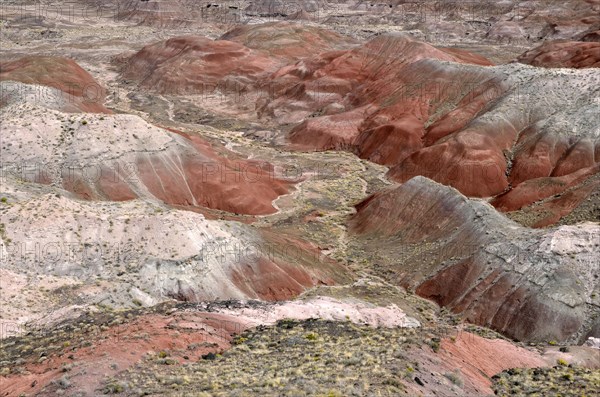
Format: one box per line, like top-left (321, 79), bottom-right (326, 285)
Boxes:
top-left (492, 366), bottom-right (600, 396)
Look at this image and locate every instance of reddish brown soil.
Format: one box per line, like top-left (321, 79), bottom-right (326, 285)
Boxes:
top-left (0, 56), bottom-right (111, 113)
top-left (518, 41), bottom-right (600, 68)
top-left (492, 164), bottom-right (600, 212)
top-left (121, 23), bottom-right (357, 96)
top-left (122, 36), bottom-right (281, 95)
top-left (220, 22), bottom-right (358, 60)
top-left (436, 332), bottom-right (546, 394)
top-left (0, 312), bottom-right (247, 397)
top-left (349, 177), bottom-right (598, 342)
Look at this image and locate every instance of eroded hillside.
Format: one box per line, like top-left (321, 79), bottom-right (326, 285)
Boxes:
top-left (1, 1), bottom-right (598, 396)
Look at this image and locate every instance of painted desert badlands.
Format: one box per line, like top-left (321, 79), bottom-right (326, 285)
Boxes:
top-left (0, 1), bottom-right (599, 396)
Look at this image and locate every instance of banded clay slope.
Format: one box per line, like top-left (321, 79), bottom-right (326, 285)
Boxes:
top-left (121, 35), bottom-right (281, 95)
top-left (349, 177), bottom-right (600, 343)
top-left (0, 99), bottom-right (290, 215)
top-left (491, 165), bottom-right (600, 227)
top-left (220, 21), bottom-right (358, 60)
top-left (0, 184), bottom-right (349, 327)
top-left (121, 23), bottom-right (357, 96)
top-left (277, 34), bottom-right (599, 223)
top-left (0, 56), bottom-right (111, 113)
top-left (502, 172), bottom-right (600, 228)
top-left (265, 33), bottom-right (492, 126)
top-left (517, 40), bottom-right (600, 68)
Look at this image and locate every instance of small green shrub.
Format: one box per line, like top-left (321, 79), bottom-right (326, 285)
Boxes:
top-left (557, 358), bottom-right (568, 366)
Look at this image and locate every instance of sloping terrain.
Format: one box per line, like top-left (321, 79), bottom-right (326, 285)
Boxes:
top-left (0, 177), bottom-right (349, 326)
top-left (492, 365), bottom-right (600, 396)
top-left (219, 21), bottom-right (358, 60)
top-left (1, 3), bottom-right (599, 397)
top-left (517, 40), bottom-right (600, 68)
top-left (0, 56), bottom-right (111, 113)
top-left (1, 301), bottom-right (565, 397)
top-left (326, 0), bottom-right (600, 45)
top-left (120, 22), bottom-right (357, 101)
top-left (121, 35), bottom-right (281, 95)
top-left (349, 177), bottom-right (600, 343)
top-left (110, 319), bottom-right (548, 397)
top-left (267, 34), bottom-right (599, 224)
top-left (109, 0), bottom-right (203, 28)
top-left (116, 23), bottom-right (598, 227)
top-left (0, 97), bottom-right (291, 215)
top-left (264, 33), bottom-right (492, 127)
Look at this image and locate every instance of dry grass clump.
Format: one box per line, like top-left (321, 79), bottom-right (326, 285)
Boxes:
top-left (492, 365), bottom-right (600, 397)
top-left (106, 319), bottom-right (431, 396)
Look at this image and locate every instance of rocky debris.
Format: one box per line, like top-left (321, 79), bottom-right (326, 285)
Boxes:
top-left (206, 296), bottom-right (421, 329)
top-left (584, 337), bottom-right (600, 349)
top-left (349, 177), bottom-right (600, 343)
top-left (517, 40), bottom-right (600, 68)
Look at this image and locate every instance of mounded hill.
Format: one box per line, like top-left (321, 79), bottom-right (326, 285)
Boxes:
top-left (0, 187), bottom-right (350, 325)
top-left (349, 176), bottom-right (600, 343)
top-left (220, 21), bottom-right (357, 60)
top-left (0, 101), bottom-right (291, 215)
top-left (121, 35), bottom-right (281, 95)
top-left (121, 23), bottom-right (357, 95)
top-left (0, 56), bottom-right (111, 113)
top-left (266, 34), bottom-right (599, 225)
top-left (517, 40), bottom-right (600, 68)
